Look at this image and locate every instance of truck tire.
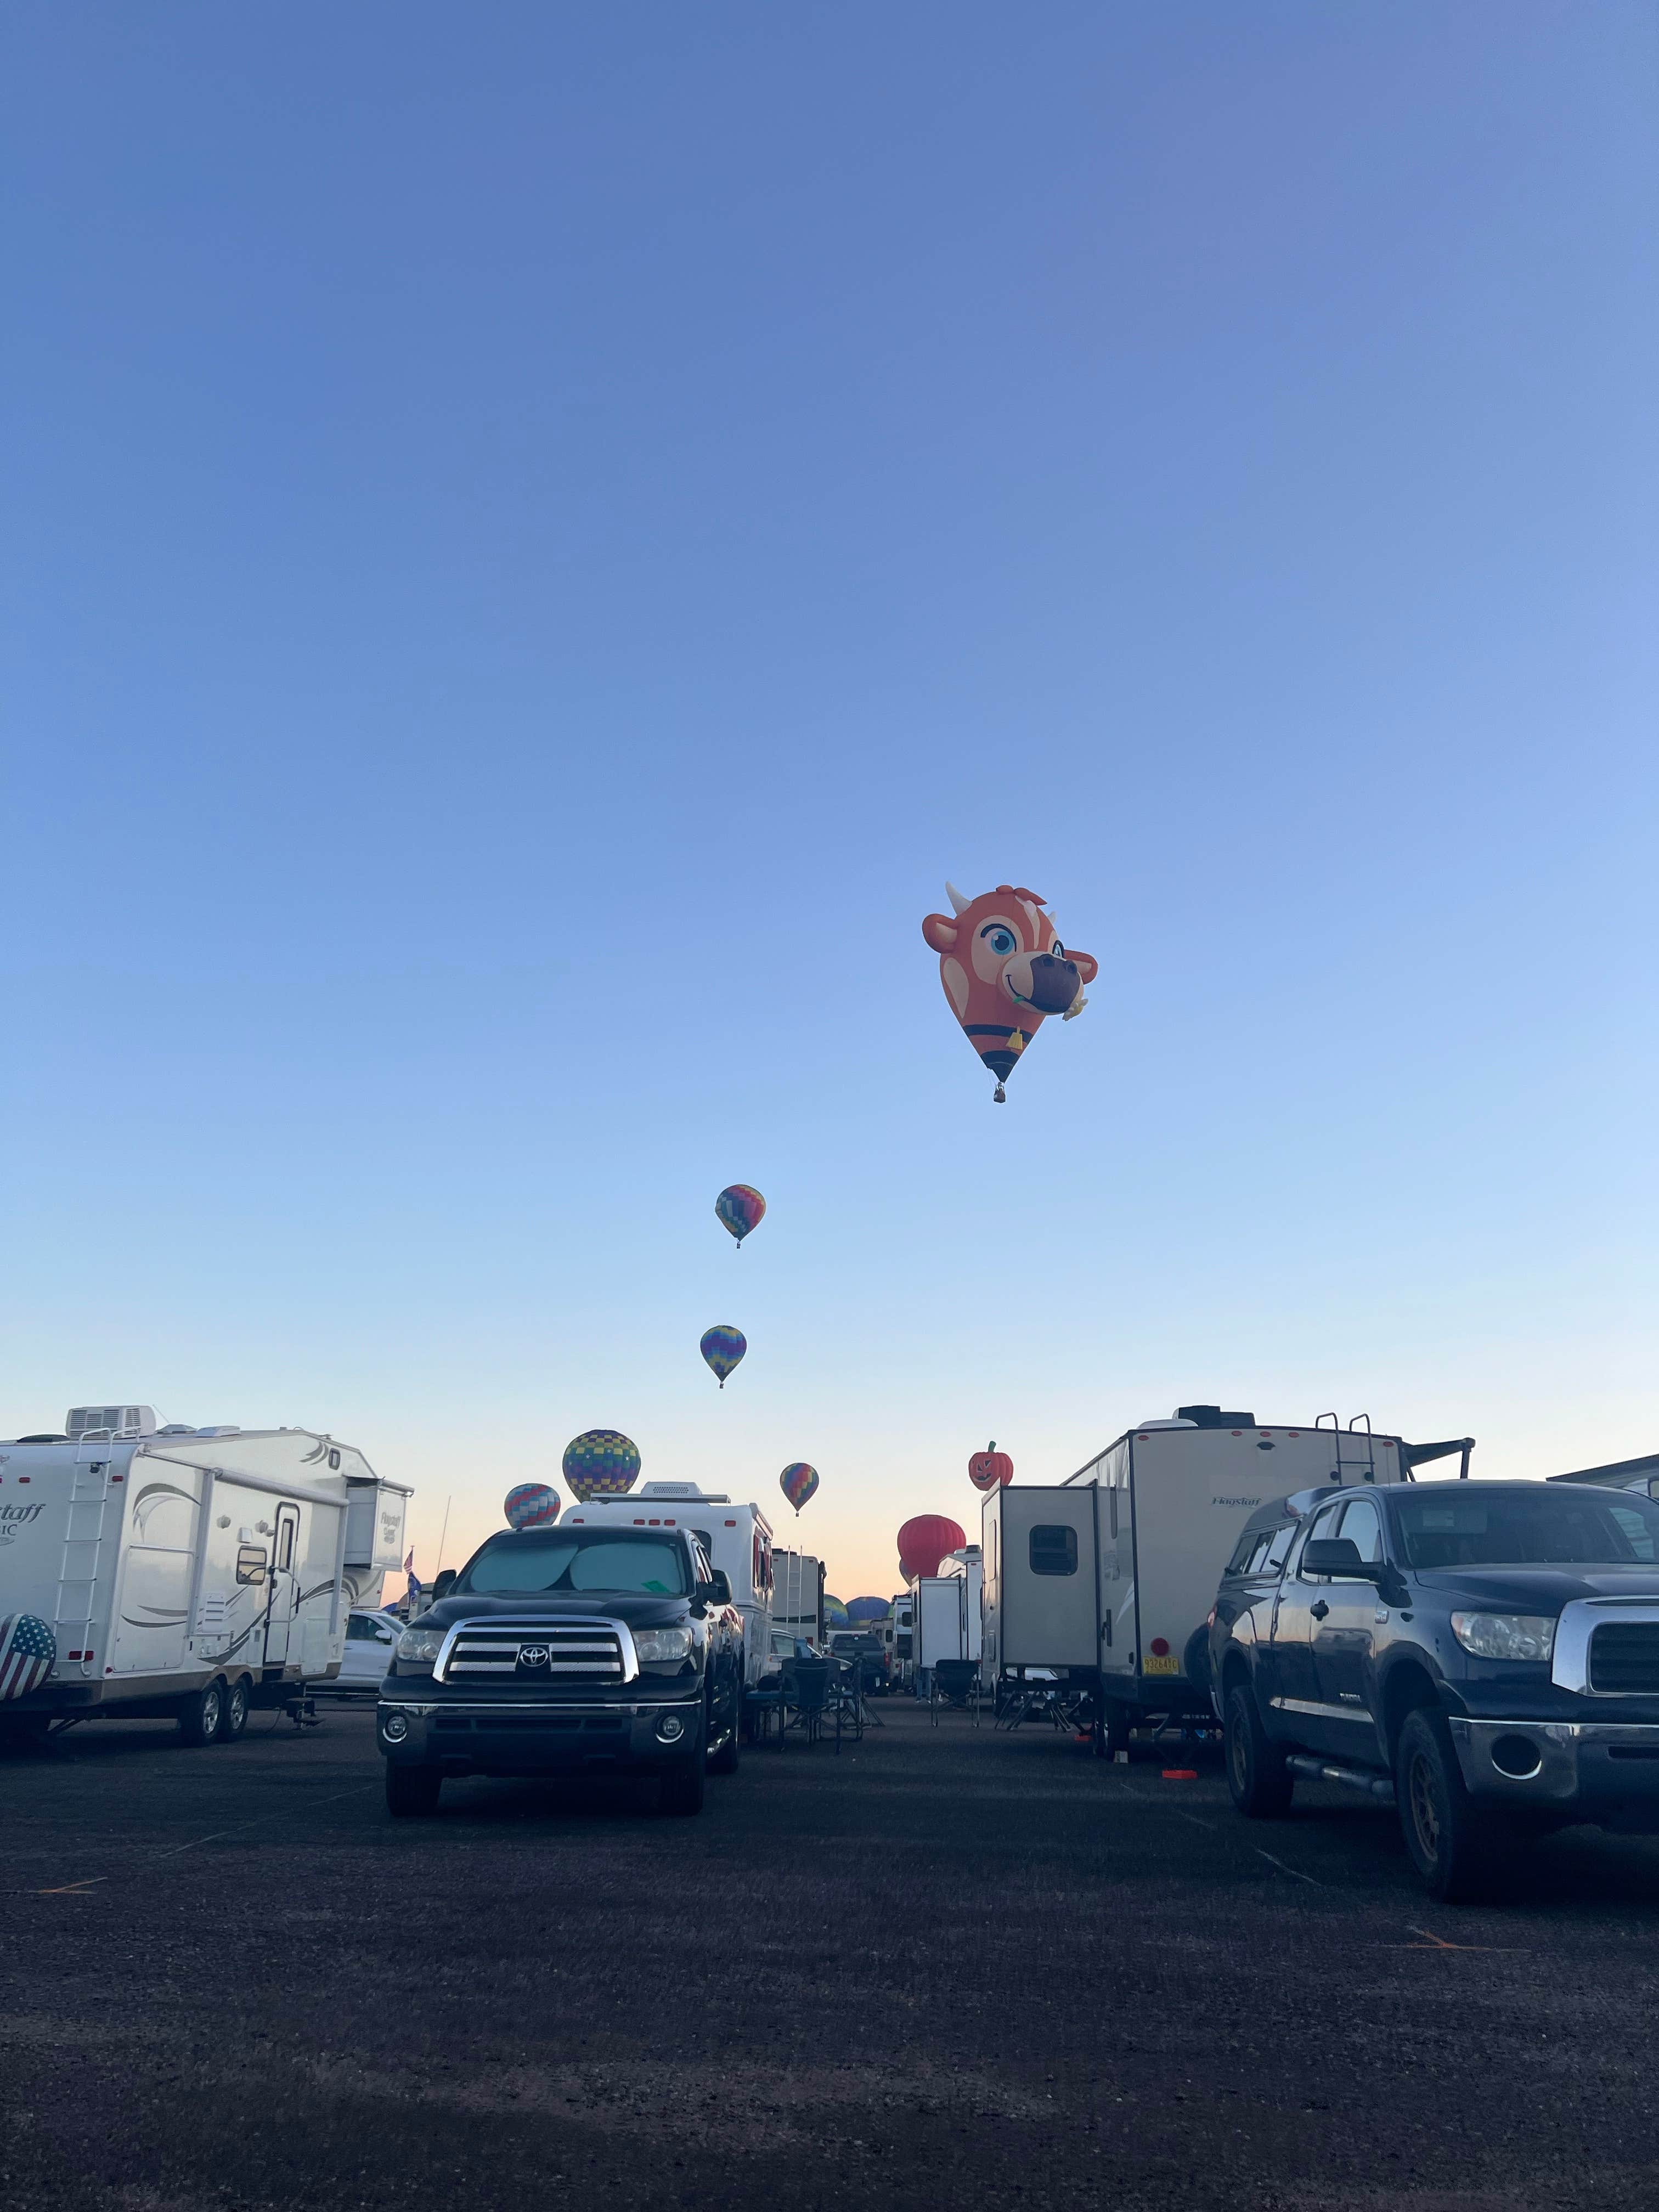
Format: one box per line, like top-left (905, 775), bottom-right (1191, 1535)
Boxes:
top-left (177, 1679), bottom-right (226, 1747)
top-left (1225, 1680), bottom-right (1294, 1818)
top-left (385, 1763), bottom-right (443, 1817)
top-left (1396, 1707), bottom-right (1502, 1901)
top-left (219, 1677), bottom-right (250, 1742)
top-left (659, 1754), bottom-right (707, 1815)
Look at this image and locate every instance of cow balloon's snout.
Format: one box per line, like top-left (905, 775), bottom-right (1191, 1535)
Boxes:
top-left (1005, 950), bottom-right (1082, 1017)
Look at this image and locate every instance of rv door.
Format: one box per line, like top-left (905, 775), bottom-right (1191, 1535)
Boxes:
top-left (263, 1502), bottom-right (301, 1667)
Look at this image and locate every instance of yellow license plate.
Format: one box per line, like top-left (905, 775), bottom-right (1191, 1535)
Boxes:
top-left (1142, 1652), bottom-right (1179, 1675)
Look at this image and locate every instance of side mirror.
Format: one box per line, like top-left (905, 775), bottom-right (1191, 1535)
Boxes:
top-left (699, 1570), bottom-right (733, 1606)
top-left (1302, 1538), bottom-right (1382, 1581)
top-left (432, 1569), bottom-right (457, 1600)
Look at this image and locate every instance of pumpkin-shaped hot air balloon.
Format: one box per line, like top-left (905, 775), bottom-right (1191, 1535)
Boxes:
top-left (897, 1514), bottom-right (966, 1582)
top-left (921, 883), bottom-right (1099, 1102)
top-left (504, 1482), bottom-right (561, 1530)
top-left (699, 1324), bottom-right (747, 1389)
top-left (968, 1440), bottom-right (1014, 1493)
top-left (780, 1462), bottom-right (819, 1514)
top-left (715, 1184), bottom-right (766, 1248)
top-left (562, 1429), bottom-right (641, 1502)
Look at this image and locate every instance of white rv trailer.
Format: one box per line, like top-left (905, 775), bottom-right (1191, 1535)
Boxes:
top-left (770, 1548), bottom-right (824, 1654)
top-left (914, 1546), bottom-right (983, 1681)
top-left (883, 1590), bottom-right (915, 1684)
top-left (563, 1483), bottom-right (775, 1687)
top-left (983, 1407), bottom-right (1469, 1742)
top-left (0, 1408), bottom-right (410, 1741)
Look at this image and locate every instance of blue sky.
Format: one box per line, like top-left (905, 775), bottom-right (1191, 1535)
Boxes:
top-left (4, 5), bottom-right (1655, 1601)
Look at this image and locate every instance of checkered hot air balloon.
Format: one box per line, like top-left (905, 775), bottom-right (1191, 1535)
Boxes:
top-left (0, 1614), bottom-right (55, 1701)
top-left (699, 1324), bottom-right (747, 1389)
top-left (780, 1462), bottom-right (819, 1515)
top-left (562, 1429), bottom-right (641, 1502)
top-left (504, 1482), bottom-right (561, 1530)
top-left (715, 1184), bottom-right (766, 1249)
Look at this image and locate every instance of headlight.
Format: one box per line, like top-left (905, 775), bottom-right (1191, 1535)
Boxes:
top-left (633, 1626), bottom-right (694, 1664)
top-left (396, 1626), bottom-right (444, 1664)
top-left (1450, 1612), bottom-right (1556, 1662)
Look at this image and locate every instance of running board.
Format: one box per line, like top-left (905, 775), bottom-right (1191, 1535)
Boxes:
top-left (1285, 1752), bottom-right (1395, 1804)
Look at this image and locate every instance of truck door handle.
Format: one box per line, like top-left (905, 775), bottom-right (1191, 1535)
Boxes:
top-left (1310, 1600), bottom-right (1330, 1621)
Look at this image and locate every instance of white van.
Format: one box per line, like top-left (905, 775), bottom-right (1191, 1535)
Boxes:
top-left (0, 1408), bottom-right (409, 1743)
top-left (984, 1407), bottom-right (1465, 1747)
top-left (563, 1482), bottom-right (775, 1687)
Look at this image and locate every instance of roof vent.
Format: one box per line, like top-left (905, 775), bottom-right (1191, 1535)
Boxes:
top-left (637, 1481), bottom-right (729, 1502)
top-left (1176, 1405), bottom-right (1257, 1429)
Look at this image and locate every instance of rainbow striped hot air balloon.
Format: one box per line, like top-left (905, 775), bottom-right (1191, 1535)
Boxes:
top-left (715, 1184), bottom-right (766, 1249)
top-left (699, 1324), bottom-right (747, 1389)
top-left (562, 1429), bottom-right (641, 1502)
top-left (780, 1462), bottom-right (819, 1515)
top-left (504, 1482), bottom-right (561, 1530)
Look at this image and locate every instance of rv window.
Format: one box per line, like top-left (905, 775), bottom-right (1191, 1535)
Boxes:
top-left (1030, 1526), bottom-right (1078, 1576)
top-left (235, 1544), bottom-right (267, 1586)
top-left (276, 1519), bottom-right (296, 1571)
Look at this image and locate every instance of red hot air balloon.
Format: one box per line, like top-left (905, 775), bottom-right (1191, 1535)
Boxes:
top-left (898, 1514), bottom-right (966, 1582)
top-left (922, 883), bottom-right (1099, 1102)
top-left (968, 1441), bottom-right (1014, 1493)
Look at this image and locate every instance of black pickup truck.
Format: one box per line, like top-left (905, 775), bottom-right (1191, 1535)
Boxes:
top-left (1210, 1479), bottom-right (1659, 1898)
top-left (377, 1523), bottom-right (744, 1816)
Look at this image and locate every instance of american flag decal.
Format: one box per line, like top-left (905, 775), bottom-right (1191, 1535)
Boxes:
top-left (0, 1613), bottom-right (55, 1701)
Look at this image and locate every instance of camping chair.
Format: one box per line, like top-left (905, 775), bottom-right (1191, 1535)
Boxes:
top-left (781, 1656), bottom-right (830, 1745)
top-left (929, 1659), bottom-right (982, 1726)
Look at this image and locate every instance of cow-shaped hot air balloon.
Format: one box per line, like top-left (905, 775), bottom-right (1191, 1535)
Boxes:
top-left (922, 883), bottom-right (1098, 1101)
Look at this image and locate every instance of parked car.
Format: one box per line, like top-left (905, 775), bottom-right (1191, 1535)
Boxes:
top-left (377, 1522), bottom-right (744, 1816)
top-left (1210, 1479), bottom-right (1659, 1898)
top-left (328, 1609), bottom-right (400, 1690)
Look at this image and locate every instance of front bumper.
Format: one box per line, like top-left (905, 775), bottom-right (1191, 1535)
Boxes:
top-left (1448, 1717), bottom-right (1659, 1829)
top-left (377, 1694), bottom-right (703, 1776)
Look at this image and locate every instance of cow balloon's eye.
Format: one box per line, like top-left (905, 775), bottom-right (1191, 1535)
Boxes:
top-left (981, 926), bottom-right (1017, 957)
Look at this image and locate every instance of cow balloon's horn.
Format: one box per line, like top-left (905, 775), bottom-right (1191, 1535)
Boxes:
top-left (946, 881), bottom-right (970, 917)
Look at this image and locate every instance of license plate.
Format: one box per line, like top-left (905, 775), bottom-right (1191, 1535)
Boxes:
top-left (1142, 1652), bottom-right (1179, 1675)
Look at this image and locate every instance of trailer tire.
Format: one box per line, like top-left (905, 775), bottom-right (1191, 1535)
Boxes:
top-left (385, 1763), bottom-right (443, 1817)
top-left (177, 1679), bottom-right (226, 1747)
top-left (219, 1677), bottom-right (250, 1742)
top-left (1225, 1680), bottom-right (1293, 1818)
top-left (0, 1713), bottom-right (53, 1753)
top-left (1101, 1702), bottom-right (1132, 1758)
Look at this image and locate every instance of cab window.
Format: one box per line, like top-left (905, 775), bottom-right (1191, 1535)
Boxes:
top-left (1262, 1523), bottom-right (1297, 1573)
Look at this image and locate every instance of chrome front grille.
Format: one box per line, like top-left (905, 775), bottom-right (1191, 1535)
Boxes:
top-left (1589, 1623), bottom-right (1659, 1695)
top-left (433, 1616), bottom-right (635, 1685)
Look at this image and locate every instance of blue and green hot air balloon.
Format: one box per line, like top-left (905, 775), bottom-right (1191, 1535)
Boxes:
top-left (699, 1324), bottom-right (747, 1389)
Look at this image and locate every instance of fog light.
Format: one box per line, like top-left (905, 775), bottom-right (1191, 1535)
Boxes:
top-left (1491, 1733), bottom-right (1543, 1779)
top-left (656, 1713), bottom-right (686, 1743)
top-left (382, 1712), bottom-right (410, 1743)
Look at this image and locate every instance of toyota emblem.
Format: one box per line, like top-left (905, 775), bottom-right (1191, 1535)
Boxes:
top-left (517, 1644), bottom-right (551, 1668)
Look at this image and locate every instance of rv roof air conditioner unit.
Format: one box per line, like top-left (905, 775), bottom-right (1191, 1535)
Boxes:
top-left (66, 1404), bottom-right (158, 1440)
top-left (636, 1481), bottom-right (730, 1502)
top-left (1175, 1406), bottom-right (1257, 1428)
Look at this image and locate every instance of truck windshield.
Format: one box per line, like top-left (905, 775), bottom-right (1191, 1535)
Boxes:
top-left (1393, 1489), bottom-right (1659, 1570)
top-left (454, 1533), bottom-right (690, 1596)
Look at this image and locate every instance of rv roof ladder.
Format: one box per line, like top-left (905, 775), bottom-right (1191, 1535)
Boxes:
top-left (54, 1444), bottom-right (120, 1676)
top-left (1315, 1413), bottom-right (1380, 1485)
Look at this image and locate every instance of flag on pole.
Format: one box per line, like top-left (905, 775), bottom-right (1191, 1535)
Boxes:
top-left (0, 1614), bottom-right (55, 1701)
top-left (403, 1550), bottom-right (421, 1606)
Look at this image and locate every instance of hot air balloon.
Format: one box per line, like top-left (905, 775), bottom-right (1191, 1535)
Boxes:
top-left (780, 1462), bottom-right (819, 1514)
top-left (504, 1482), bottom-right (561, 1530)
top-left (846, 1596), bottom-right (888, 1623)
top-left (921, 883), bottom-right (1100, 1102)
top-left (699, 1324), bottom-right (747, 1389)
top-left (968, 1440), bottom-right (1014, 1493)
top-left (823, 1596), bottom-right (848, 1627)
top-left (716, 1184), bottom-right (766, 1248)
top-left (898, 1514), bottom-right (966, 1582)
top-left (562, 1429), bottom-right (641, 1502)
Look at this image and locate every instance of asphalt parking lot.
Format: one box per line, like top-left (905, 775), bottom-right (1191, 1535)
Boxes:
top-left (3, 1696), bottom-right (1657, 2211)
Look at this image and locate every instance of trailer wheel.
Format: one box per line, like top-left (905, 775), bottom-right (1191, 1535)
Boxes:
top-left (218, 1677), bottom-right (250, 1742)
top-left (1101, 1703), bottom-right (1131, 1759)
top-left (177, 1679), bottom-right (225, 1747)
top-left (385, 1763), bottom-right (443, 1817)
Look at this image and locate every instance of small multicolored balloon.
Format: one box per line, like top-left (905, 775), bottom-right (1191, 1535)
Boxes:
top-left (780, 1462), bottom-right (819, 1514)
top-left (715, 1184), bottom-right (766, 1249)
top-left (699, 1324), bottom-right (747, 1389)
top-left (504, 1482), bottom-right (561, 1530)
top-left (562, 1429), bottom-right (641, 1502)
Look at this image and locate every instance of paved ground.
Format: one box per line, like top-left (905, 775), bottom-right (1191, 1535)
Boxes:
top-left (2, 1697), bottom-right (1657, 2211)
